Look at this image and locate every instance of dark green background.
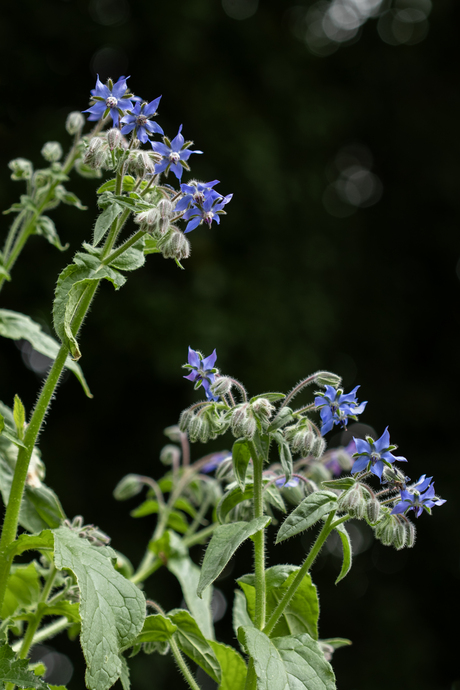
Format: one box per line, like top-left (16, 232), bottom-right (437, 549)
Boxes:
top-left (0, 1), bottom-right (458, 689)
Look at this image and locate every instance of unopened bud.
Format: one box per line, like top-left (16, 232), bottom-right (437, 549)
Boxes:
top-left (164, 425), bottom-right (182, 442)
top-left (160, 227), bottom-right (191, 260)
top-left (251, 398), bottom-right (275, 426)
top-left (158, 199), bottom-right (173, 234)
top-left (135, 208), bottom-right (160, 232)
top-left (113, 474), bottom-right (144, 500)
top-left (366, 497), bottom-right (381, 524)
top-left (242, 415), bottom-right (256, 440)
top-left (285, 421), bottom-right (315, 457)
top-left (179, 408), bottom-right (193, 432)
top-left (314, 371), bottom-right (342, 387)
top-left (211, 376), bottom-right (233, 397)
top-left (404, 519), bottom-right (416, 548)
top-left (135, 151), bottom-right (157, 177)
top-left (8, 158), bottom-right (33, 180)
top-left (41, 141), bottom-right (63, 162)
top-left (382, 465), bottom-right (409, 489)
top-left (269, 406), bottom-right (294, 432)
top-left (66, 111), bottom-right (85, 135)
top-left (160, 444), bottom-right (181, 466)
top-left (231, 404), bottom-right (250, 438)
top-left (312, 436), bottom-right (326, 460)
top-left (380, 519), bottom-right (396, 546)
top-left (309, 462), bottom-right (331, 484)
top-left (107, 128), bottom-right (122, 151)
top-left (86, 137), bottom-right (103, 156)
top-left (337, 486), bottom-right (358, 513)
top-left (394, 521), bottom-right (407, 550)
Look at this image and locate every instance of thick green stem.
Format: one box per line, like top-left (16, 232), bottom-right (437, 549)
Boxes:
top-left (244, 659), bottom-right (257, 690)
top-left (2, 211), bottom-right (26, 261)
top-left (169, 636), bottom-right (202, 690)
top-left (263, 511), bottom-right (336, 637)
top-left (249, 440), bottom-right (266, 631)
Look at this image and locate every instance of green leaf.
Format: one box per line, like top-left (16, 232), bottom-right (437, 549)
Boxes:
top-left (273, 431), bottom-right (293, 483)
top-left (111, 195), bottom-right (152, 212)
top-left (319, 637), bottom-right (352, 651)
top-left (119, 655), bottom-right (130, 690)
top-left (93, 202), bottom-right (123, 246)
top-left (333, 523), bottom-right (352, 584)
top-left (267, 407), bottom-right (294, 433)
top-left (216, 485), bottom-right (254, 524)
top-left (96, 176), bottom-right (135, 195)
top-left (232, 589), bottom-right (254, 639)
top-left (237, 565), bottom-right (319, 639)
top-left (130, 499), bottom-right (159, 518)
top-left (168, 609), bottom-right (221, 683)
top-left (53, 256), bottom-right (126, 360)
top-left (232, 439), bottom-right (251, 492)
top-left (55, 185), bottom-right (87, 210)
top-left (276, 491), bottom-right (337, 544)
top-left (167, 553), bottom-right (214, 640)
top-left (148, 530), bottom-right (187, 560)
top-left (7, 531), bottom-right (54, 558)
top-left (129, 614), bottom-right (177, 645)
top-left (173, 497), bottom-right (197, 519)
top-left (209, 640), bottom-right (247, 690)
top-left (0, 642), bottom-right (49, 689)
top-left (0, 309), bottom-right (92, 397)
top-left (237, 627), bottom-right (336, 690)
top-left (143, 236), bottom-right (161, 255)
top-left (0, 456), bottom-right (66, 533)
top-left (108, 237), bottom-right (146, 272)
top-left (249, 393), bottom-right (286, 404)
top-left (321, 477), bottom-right (356, 490)
top-left (34, 216), bottom-right (68, 251)
top-left (197, 516), bottom-right (271, 598)
top-left (13, 395), bottom-right (25, 440)
top-left (1, 563), bottom-right (41, 620)
top-left (52, 527), bottom-right (146, 690)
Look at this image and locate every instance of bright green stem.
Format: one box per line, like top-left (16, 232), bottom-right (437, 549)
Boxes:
top-left (249, 440), bottom-right (266, 631)
top-left (102, 228), bottom-right (146, 265)
top-left (2, 211), bottom-right (26, 261)
top-left (11, 617), bottom-right (70, 653)
top-left (169, 636), bottom-right (202, 690)
top-left (263, 511), bottom-right (336, 637)
top-left (244, 659), bottom-right (257, 690)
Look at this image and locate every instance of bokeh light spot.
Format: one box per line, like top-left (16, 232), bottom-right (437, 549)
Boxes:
top-left (222, 0), bottom-right (258, 21)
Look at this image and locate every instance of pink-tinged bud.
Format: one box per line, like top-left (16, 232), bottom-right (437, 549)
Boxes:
top-left (107, 128), bottom-right (122, 150)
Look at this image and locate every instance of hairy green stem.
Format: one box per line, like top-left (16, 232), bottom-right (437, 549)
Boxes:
top-left (169, 636), bottom-right (202, 690)
top-left (249, 440), bottom-right (266, 631)
top-left (263, 511), bottom-right (336, 637)
top-left (102, 228), bottom-right (146, 265)
top-left (11, 617), bottom-right (70, 653)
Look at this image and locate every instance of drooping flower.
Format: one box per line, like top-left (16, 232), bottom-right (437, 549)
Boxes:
top-left (120, 97), bottom-right (163, 144)
top-left (351, 427), bottom-right (407, 480)
top-left (83, 75), bottom-right (134, 127)
top-left (175, 180), bottom-right (221, 213)
top-left (183, 347), bottom-right (219, 401)
top-left (201, 451), bottom-right (231, 473)
top-left (315, 385), bottom-right (367, 436)
top-left (151, 126), bottom-right (202, 180)
top-left (182, 192), bottom-right (233, 233)
top-left (391, 475), bottom-right (446, 517)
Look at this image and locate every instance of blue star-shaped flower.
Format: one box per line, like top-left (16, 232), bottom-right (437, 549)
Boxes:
top-left (150, 126), bottom-right (202, 180)
top-left (391, 475), bottom-right (446, 517)
top-left (314, 385), bottom-right (367, 436)
top-left (183, 347), bottom-right (219, 401)
top-left (120, 97), bottom-right (164, 144)
top-left (182, 192), bottom-right (233, 233)
top-left (83, 75), bottom-right (134, 127)
top-left (175, 180), bottom-right (221, 214)
top-left (351, 427), bottom-right (407, 480)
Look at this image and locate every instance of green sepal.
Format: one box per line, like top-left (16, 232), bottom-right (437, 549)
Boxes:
top-left (0, 309), bottom-right (92, 397)
top-left (0, 428), bottom-right (26, 449)
top-left (232, 439), bottom-right (251, 491)
top-left (276, 491), bottom-right (337, 544)
top-left (197, 516), bottom-right (271, 598)
top-left (167, 609), bottom-right (221, 683)
top-left (237, 627), bottom-right (337, 690)
top-left (334, 523), bottom-right (352, 584)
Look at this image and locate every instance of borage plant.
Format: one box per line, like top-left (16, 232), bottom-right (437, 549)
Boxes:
top-left (0, 77), bottom-right (445, 690)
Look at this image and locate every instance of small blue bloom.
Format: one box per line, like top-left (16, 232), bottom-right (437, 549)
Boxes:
top-left (183, 347), bottom-right (219, 401)
top-left (391, 475), bottom-right (446, 517)
top-left (120, 97), bottom-right (164, 144)
top-left (151, 126), bottom-right (203, 180)
top-left (182, 192), bottom-right (233, 233)
top-left (315, 385), bottom-right (367, 436)
top-left (275, 476), bottom-right (301, 488)
top-left (201, 451), bottom-right (231, 473)
top-left (83, 75), bottom-right (133, 127)
top-left (175, 180), bottom-right (221, 214)
top-left (351, 427), bottom-right (407, 480)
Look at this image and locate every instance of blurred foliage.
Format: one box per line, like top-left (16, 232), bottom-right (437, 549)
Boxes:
top-left (0, 1), bottom-right (459, 689)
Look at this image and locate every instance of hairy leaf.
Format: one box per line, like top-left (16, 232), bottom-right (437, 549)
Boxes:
top-left (34, 216), bottom-right (68, 252)
top-left (52, 527), bottom-right (145, 690)
top-left (168, 609), bottom-right (221, 683)
top-left (93, 202), bottom-right (123, 247)
top-left (333, 523), bottom-right (352, 584)
top-left (238, 627), bottom-right (336, 690)
top-left (276, 491), bottom-right (337, 544)
top-left (321, 478), bottom-right (356, 490)
top-left (167, 554), bottom-right (214, 640)
top-left (0, 642), bottom-right (49, 689)
top-left (1, 563), bottom-right (41, 620)
top-left (197, 517), bottom-right (271, 598)
top-left (129, 614), bottom-right (177, 646)
top-left (216, 485), bottom-right (254, 524)
top-left (0, 309), bottom-right (92, 397)
top-left (209, 640), bottom-right (246, 690)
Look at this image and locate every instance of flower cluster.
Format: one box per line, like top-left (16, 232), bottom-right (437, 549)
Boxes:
top-left (315, 385), bottom-right (367, 435)
top-left (391, 475), bottom-right (446, 517)
top-left (175, 180), bottom-right (233, 233)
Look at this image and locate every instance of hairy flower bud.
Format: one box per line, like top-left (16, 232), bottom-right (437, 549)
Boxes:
top-left (188, 415), bottom-right (203, 443)
top-left (179, 408), bottom-right (193, 432)
top-left (113, 474), bottom-right (144, 501)
top-left (134, 151), bottom-right (158, 177)
top-left (41, 141), bottom-right (63, 163)
top-left (164, 425), bottom-right (182, 442)
top-left (312, 436), bottom-right (326, 460)
top-left (158, 198), bottom-right (173, 234)
top-left (66, 111), bottom-right (85, 135)
top-left (380, 520), bottom-right (396, 546)
top-left (107, 128), bottom-right (122, 151)
top-left (314, 371), bottom-right (342, 387)
top-left (160, 444), bottom-right (181, 466)
top-left (231, 404), bottom-right (250, 438)
top-left (8, 158), bottom-right (33, 181)
top-left (211, 376), bottom-right (233, 397)
top-left (134, 207), bottom-right (160, 232)
top-left (285, 420), bottom-right (315, 456)
top-left (160, 227), bottom-right (191, 261)
top-left (366, 497), bottom-right (381, 524)
top-left (394, 520), bottom-right (407, 550)
top-left (404, 519), bottom-right (416, 548)
top-left (382, 465), bottom-right (409, 489)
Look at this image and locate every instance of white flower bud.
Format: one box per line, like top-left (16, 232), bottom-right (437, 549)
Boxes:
top-left (41, 141), bottom-right (63, 162)
top-left (66, 111), bottom-right (85, 135)
top-left (107, 128), bottom-right (122, 151)
top-left (8, 158), bottom-right (33, 180)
